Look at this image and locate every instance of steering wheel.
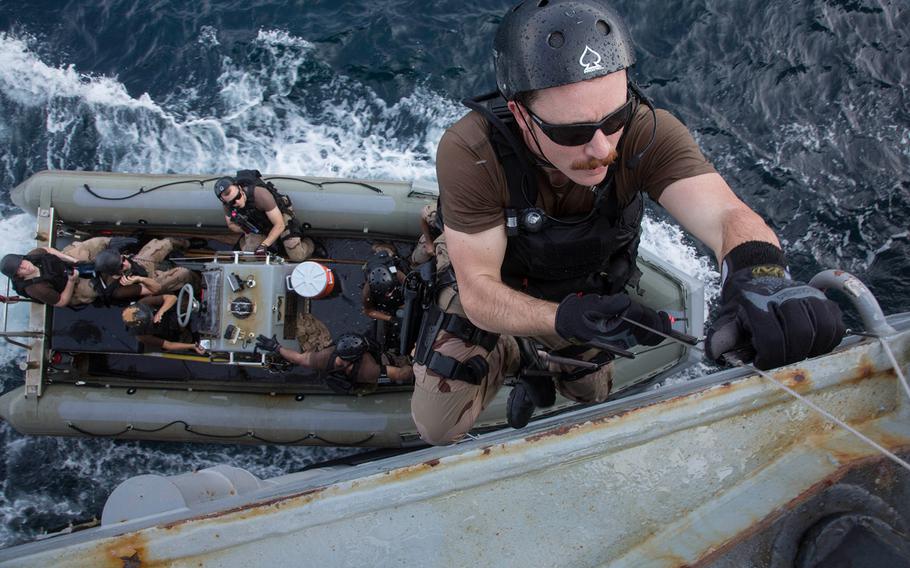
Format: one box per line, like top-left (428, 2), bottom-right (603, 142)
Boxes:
top-left (176, 283), bottom-right (197, 328)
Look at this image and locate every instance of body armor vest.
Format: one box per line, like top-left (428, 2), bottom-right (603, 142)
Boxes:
top-left (13, 254), bottom-right (71, 300)
top-left (463, 92), bottom-right (643, 301)
top-left (226, 170), bottom-right (299, 237)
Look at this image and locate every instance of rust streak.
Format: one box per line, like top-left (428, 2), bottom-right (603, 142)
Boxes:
top-left (98, 533), bottom-right (149, 568)
top-left (160, 486), bottom-right (328, 530)
top-left (774, 368), bottom-right (812, 392)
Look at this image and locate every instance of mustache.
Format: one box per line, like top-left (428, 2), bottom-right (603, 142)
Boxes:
top-left (570, 149), bottom-right (619, 171)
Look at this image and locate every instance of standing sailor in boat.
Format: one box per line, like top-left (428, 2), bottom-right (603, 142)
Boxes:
top-left (93, 238), bottom-right (197, 303)
top-left (256, 332), bottom-right (413, 395)
top-left (214, 170), bottom-right (315, 262)
top-left (410, 202), bottom-right (444, 266)
top-left (411, 0), bottom-right (846, 445)
top-left (1, 237), bottom-right (112, 306)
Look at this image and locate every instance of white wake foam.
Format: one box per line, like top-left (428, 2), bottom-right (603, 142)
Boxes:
top-left (0, 30), bottom-right (453, 181)
top-left (0, 214), bottom-right (38, 370)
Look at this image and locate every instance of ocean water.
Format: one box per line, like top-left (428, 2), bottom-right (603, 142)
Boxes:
top-left (0, 0), bottom-right (907, 549)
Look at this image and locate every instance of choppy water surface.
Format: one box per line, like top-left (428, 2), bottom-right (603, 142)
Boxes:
top-left (0, 0), bottom-right (907, 548)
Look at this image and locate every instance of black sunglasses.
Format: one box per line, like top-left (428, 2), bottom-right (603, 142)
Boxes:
top-left (220, 188), bottom-right (242, 206)
top-left (526, 88), bottom-right (637, 147)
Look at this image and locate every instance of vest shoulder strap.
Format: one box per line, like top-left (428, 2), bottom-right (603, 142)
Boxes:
top-left (462, 93), bottom-right (538, 210)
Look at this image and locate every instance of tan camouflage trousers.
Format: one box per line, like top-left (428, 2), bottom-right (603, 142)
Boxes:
top-left (410, 235), bottom-right (614, 446)
top-left (239, 211), bottom-right (314, 262)
top-left (61, 237), bottom-right (111, 305)
top-left (410, 203), bottom-right (439, 266)
top-left (132, 238), bottom-right (195, 294)
top-left (295, 313), bottom-right (333, 352)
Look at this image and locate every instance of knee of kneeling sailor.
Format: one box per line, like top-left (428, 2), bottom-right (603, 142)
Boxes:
top-left (415, 421), bottom-right (466, 446)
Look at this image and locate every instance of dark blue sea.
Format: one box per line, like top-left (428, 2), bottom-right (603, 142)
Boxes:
top-left (0, 0), bottom-right (907, 549)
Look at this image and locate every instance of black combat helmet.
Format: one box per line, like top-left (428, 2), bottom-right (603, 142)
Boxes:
top-left (214, 177), bottom-right (235, 199)
top-left (494, 0), bottom-right (636, 100)
top-left (122, 302), bottom-right (153, 333)
top-left (94, 249), bottom-right (122, 276)
top-left (334, 333), bottom-right (369, 362)
top-left (1, 254), bottom-right (23, 279)
top-left (364, 252), bottom-right (399, 298)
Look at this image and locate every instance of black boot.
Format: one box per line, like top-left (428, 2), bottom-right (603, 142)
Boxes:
top-left (523, 374), bottom-right (556, 408)
top-left (515, 337), bottom-right (557, 408)
top-left (507, 381), bottom-right (536, 429)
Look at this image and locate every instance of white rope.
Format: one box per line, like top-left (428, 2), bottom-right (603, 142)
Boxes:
top-left (879, 337), bottom-right (910, 402)
top-left (618, 317), bottom-right (910, 472)
top-left (747, 364), bottom-right (910, 472)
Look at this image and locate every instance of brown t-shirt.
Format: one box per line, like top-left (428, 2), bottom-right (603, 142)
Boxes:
top-left (436, 105), bottom-right (717, 234)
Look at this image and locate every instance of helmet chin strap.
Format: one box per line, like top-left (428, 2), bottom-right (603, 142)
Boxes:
top-left (516, 106), bottom-right (557, 169)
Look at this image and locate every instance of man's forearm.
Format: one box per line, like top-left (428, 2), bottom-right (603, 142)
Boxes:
top-left (54, 277), bottom-right (77, 307)
top-left (461, 275), bottom-right (557, 336)
top-left (719, 207), bottom-right (780, 262)
top-left (43, 247), bottom-right (78, 263)
top-left (277, 346), bottom-right (313, 367)
top-left (264, 224), bottom-right (284, 248)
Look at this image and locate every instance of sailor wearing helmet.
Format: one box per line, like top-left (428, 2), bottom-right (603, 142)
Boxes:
top-left (410, 0), bottom-right (845, 444)
top-left (214, 170), bottom-right (314, 261)
top-left (256, 332), bottom-right (413, 395)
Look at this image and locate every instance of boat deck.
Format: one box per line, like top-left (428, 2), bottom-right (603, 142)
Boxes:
top-left (46, 234), bottom-right (417, 392)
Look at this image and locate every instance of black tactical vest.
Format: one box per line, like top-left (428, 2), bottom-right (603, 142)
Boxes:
top-left (462, 92), bottom-right (643, 302)
top-left (12, 253), bottom-right (71, 300)
top-left (227, 171), bottom-right (299, 236)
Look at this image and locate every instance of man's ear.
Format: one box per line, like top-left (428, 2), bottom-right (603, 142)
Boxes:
top-left (507, 100), bottom-right (531, 136)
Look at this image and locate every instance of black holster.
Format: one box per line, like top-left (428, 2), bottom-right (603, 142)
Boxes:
top-left (398, 260), bottom-right (436, 356)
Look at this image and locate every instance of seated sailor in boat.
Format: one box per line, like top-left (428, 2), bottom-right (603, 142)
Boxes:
top-left (93, 238), bottom-right (197, 303)
top-left (1, 237), bottom-right (113, 306)
top-left (410, 202), bottom-right (444, 266)
top-left (410, 0), bottom-right (847, 445)
top-left (214, 169), bottom-right (315, 262)
top-left (255, 332), bottom-right (413, 395)
top-left (362, 247), bottom-right (410, 353)
top-left (122, 295), bottom-right (206, 355)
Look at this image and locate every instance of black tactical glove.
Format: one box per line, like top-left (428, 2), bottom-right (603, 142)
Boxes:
top-left (255, 334), bottom-right (281, 354)
top-left (555, 293), bottom-right (671, 348)
top-left (254, 243), bottom-right (269, 255)
top-left (705, 242), bottom-right (846, 370)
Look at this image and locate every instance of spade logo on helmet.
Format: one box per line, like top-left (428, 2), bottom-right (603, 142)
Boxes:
top-left (579, 46), bottom-right (604, 74)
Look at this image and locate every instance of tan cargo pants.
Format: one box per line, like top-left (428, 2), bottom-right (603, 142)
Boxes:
top-left (131, 237), bottom-right (195, 294)
top-left (62, 237), bottom-right (111, 305)
top-left (239, 211), bottom-right (314, 262)
top-left (410, 236), bottom-right (614, 446)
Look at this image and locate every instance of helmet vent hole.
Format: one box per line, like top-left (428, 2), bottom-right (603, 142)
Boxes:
top-left (537, 0), bottom-right (549, 7)
top-left (596, 20), bottom-right (611, 35)
top-left (547, 31), bottom-right (565, 48)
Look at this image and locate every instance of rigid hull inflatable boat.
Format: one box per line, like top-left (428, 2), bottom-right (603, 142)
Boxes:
top-left (0, 170), bottom-right (704, 448)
